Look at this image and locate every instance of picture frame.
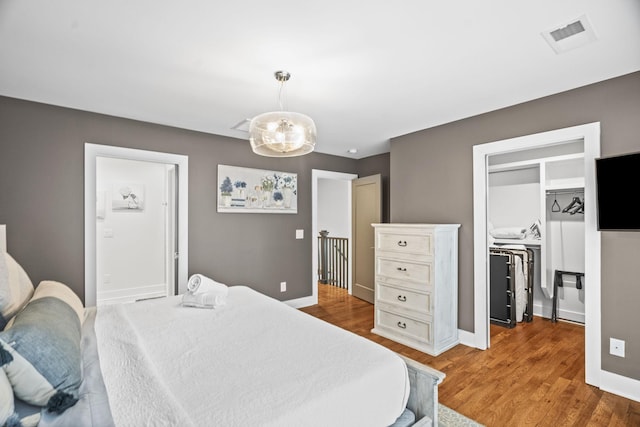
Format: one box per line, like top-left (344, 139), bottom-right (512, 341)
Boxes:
top-left (112, 183), bottom-right (145, 211)
top-left (217, 165), bottom-right (297, 214)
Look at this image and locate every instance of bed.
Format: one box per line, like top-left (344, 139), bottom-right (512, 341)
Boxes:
top-left (1, 243), bottom-right (444, 426)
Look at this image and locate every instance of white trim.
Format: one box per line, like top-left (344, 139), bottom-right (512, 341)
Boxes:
top-left (457, 329), bottom-right (476, 348)
top-left (97, 283), bottom-right (167, 305)
top-left (311, 169), bottom-right (358, 305)
top-left (472, 141), bottom-right (490, 350)
top-left (284, 295), bottom-right (316, 309)
top-left (472, 122), bottom-right (601, 387)
top-left (600, 370), bottom-right (640, 402)
top-left (84, 143), bottom-right (189, 307)
top-left (0, 224), bottom-right (6, 252)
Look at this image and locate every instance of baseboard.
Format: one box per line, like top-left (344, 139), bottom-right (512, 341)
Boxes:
top-left (97, 283), bottom-right (167, 305)
top-left (600, 370), bottom-right (640, 402)
top-left (533, 302), bottom-right (585, 323)
top-left (285, 295), bottom-right (317, 308)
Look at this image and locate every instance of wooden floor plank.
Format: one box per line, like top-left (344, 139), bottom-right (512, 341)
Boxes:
top-left (300, 284), bottom-right (640, 427)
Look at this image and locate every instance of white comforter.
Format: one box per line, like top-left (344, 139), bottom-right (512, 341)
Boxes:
top-left (95, 286), bottom-right (410, 427)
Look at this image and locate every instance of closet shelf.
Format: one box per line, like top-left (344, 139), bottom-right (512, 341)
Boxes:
top-left (545, 177), bottom-right (584, 191)
top-left (492, 238), bottom-right (541, 247)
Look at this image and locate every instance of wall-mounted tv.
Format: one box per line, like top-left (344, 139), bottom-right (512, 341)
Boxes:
top-left (595, 151), bottom-right (640, 231)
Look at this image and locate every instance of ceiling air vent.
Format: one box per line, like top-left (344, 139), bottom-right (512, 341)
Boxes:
top-left (542, 14), bottom-right (597, 54)
top-left (230, 118), bottom-right (251, 133)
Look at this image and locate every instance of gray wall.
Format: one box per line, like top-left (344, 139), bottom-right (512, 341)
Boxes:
top-left (390, 71), bottom-right (640, 380)
top-left (0, 96), bottom-right (363, 303)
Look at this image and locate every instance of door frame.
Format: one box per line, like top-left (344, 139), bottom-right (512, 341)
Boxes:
top-left (472, 122), bottom-right (600, 386)
top-left (84, 143), bottom-right (189, 306)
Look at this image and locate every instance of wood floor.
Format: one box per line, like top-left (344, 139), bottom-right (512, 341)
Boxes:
top-left (300, 284), bottom-right (640, 427)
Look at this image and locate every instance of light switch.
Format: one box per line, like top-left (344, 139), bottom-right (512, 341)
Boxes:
top-left (103, 228), bottom-right (114, 238)
top-left (296, 229), bottom-right (304, 239)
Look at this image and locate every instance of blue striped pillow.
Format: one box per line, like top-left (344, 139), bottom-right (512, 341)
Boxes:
top-left (0, 296), bottom-right (82, 414)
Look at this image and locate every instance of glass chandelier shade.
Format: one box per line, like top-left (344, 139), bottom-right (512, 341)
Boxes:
top-left (249, 71), bottom-right (316, 157)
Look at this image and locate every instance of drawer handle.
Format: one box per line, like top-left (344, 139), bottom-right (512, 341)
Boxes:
top-left (397, 240), bottom-right (407, 247)
top-left (396, 267), bottom-right (407, 272)
top-left (397, 295), bottom-right (407, 302)
top-left (397, 321), bottom-right (407, 329)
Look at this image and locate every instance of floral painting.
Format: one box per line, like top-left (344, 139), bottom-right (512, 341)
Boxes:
top-left (112, 183), bottom-right (144, 211)
top-left (217, 165), bottom-right (297, 214)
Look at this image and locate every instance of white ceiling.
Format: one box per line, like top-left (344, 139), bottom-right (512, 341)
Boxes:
top-left (1, 1), bottom-right (639, 159)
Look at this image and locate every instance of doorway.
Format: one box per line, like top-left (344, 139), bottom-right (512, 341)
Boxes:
top-left (84, 144), bottom-right (189, 307)
top-left (95, 157), bottom-right (174, 304)
top-left (311, 170), bottom-right (357, 306)
top-left (472, 122), bottom-right (601, 387)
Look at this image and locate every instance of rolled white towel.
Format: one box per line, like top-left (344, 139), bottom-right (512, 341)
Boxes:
top-left (182, 291), bottom-right (227, 309)
top-left (183, 274), bottom-right (228, 309)
top-left (187, 274), bottom-right (228, 296)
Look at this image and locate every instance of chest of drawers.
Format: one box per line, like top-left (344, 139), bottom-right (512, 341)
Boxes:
top-left (371, 224), bottom-right (460, 356)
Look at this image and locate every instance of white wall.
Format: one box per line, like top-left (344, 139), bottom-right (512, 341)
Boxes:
top-left (317, 178), bottom-right (350, 238)
top-left (540, 191), bottom-right (585, 322)
top-left (488, 167), bottom-right (540, 230)
top-left (96, 157), bottom-right (167, 304)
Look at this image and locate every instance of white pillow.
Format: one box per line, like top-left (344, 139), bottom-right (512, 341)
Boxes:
top-left (32, 281), bottom-right (85, 325)
top-left (0, 369), bottom-right (41, 427)
top-left (0, 253), bottom-right (34, 329)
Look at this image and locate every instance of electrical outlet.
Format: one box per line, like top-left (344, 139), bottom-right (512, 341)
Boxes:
top-left (280, 282), bottom-right (286, 292)
top-left (610, 338), bottom-right (625, 357)
top-left (296, 229), bottom-right (304, 239)
top-left (104, 274), bottom-right (111, 284)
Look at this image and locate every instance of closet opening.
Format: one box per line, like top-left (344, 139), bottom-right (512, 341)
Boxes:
top-left (487, 140), bottom-right (586, 328)
top-left (472, 122), bottom-right (601, 388)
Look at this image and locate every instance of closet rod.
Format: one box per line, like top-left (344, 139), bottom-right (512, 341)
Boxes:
top-left (545, 188), bottom-right (584, 195)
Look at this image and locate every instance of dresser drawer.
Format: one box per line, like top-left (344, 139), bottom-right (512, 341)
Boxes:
top-left (376, 230), bottom-right (433, 256)
top-left (377, 283), bottom-right (431, 314)
top-left (377, 309), bottom-right (432, 344)
top-left (376, 258), bottom-right (432, 284)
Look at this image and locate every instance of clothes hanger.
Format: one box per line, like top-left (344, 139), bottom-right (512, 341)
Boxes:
top-left (562, 195), bottom-right (582, 213)
top-left (551, 193), bottom-right (561, 212)
top-left (569, 198), bottom-right (584, 215)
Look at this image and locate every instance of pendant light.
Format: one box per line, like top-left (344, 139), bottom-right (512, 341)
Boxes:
top-left (249, 71), bottom-right (316, 157)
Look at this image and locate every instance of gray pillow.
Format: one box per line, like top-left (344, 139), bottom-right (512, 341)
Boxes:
top-left (0, 296), bottom-right (82, 414)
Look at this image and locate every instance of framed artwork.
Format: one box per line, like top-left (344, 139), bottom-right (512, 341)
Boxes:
top-left (217, 165), bottom-right (297, 214)
top-left (112, 183), bottom-right (145, 211)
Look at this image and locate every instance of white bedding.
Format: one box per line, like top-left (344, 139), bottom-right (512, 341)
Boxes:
top-left (95, 286), bottom-right (410, 427)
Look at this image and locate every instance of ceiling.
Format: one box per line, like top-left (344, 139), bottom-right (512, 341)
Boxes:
top-left (1, 1), bottom-right (639, 159)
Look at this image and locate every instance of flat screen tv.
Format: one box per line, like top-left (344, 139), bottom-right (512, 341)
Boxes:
top-left (595, 151), bottom-right (640, 231)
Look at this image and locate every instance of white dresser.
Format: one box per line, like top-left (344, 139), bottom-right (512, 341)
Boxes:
top-left (371, 224), bottom-right (460, 356)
